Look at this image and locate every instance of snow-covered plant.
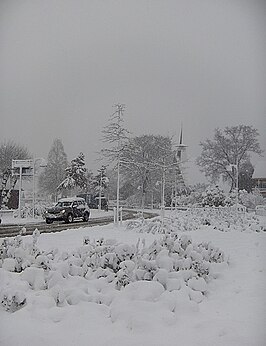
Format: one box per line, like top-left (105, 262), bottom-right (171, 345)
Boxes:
top-left (0, 289), bottom-right (26, 312)
top-left (201, 185), bottom-right (226, 207)
top-left (58, 152), bottom-right (87, 191)
top-left (238, 189), bottom-right (265, 210)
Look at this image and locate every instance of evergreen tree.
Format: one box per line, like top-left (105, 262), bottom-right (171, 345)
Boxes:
top-left (93, 166), bottom-right (109, 196)
top-left (58, 152), bottom-right (87, 191)
top-left (39, 139), bottom-right (68, 200)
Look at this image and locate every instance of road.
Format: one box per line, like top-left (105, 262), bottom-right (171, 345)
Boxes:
top-left (0, 210), bottom-right (157, 238)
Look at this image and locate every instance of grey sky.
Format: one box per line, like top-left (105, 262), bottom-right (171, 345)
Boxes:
top-left (0, 0), bottom-right (265, 183)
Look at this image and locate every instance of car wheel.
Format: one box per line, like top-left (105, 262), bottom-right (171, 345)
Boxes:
top-left (65, 213), bottom-right (73, 223)
top-left (46, 218), bottom-right (53, 224)
top-left (83, 212), bottom-right (89, 222)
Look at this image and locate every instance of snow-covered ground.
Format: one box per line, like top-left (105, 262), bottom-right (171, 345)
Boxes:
top-left (0, 210), bottom-right (266, 346)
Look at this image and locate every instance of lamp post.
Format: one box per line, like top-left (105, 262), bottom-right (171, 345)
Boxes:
top-left (226, 162), bottom-right (239, 204)
top-left (32, 158), bottom-right (46, 218)
top-left (116, 158), bottom-right (120, 224)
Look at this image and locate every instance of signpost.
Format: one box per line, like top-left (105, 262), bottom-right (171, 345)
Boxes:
top-left (12, 159), bottom-right (33, 218)
top-left (12, 158), bottom-right (46, 218)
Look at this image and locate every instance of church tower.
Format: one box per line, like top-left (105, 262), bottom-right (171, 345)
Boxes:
top-left (175, 127), bottom-right (187, 195)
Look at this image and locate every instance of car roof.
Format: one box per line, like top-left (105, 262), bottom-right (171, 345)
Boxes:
top-left (58, 197), bottom-right (85, 203)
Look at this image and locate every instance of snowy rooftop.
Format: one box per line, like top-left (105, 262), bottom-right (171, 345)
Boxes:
top-left (253, 161), bottom-right (266, 179)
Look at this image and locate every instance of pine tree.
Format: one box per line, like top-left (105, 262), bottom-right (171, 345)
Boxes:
top-left (93, 166), bottom-right (109, 194)
top-left (58, 153), bottom-right (87, 191)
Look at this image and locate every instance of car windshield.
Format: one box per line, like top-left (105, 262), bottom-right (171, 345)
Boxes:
top-left (56, 201), bottom-right (72, 208)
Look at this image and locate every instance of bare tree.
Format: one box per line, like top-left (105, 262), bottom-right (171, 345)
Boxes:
top-left (101, 104), bottom-right (130, 222)
top-left (39, 139), bottom-right (68, 201)
top-left (197, 125), bottom-right (262, 191)
top-left (0, 140), bottom-right (30, 208)
top-left (122, 134), bottom-right (174, 208)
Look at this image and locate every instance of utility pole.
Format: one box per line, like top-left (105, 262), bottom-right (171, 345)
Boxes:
top-left (18, 166), bottom-right (22, 218)
top-left (115, 104), bottom-right (125, 224)
top-left (98, 168), bottom-right (102, 211)
top-left (32, 160), bottom-right (35, 218)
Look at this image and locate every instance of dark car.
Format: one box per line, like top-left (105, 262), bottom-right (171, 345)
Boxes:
top-left (44, 197), bottom-right (90, 224)
top-left (77, 194), bottom-right (109, 211)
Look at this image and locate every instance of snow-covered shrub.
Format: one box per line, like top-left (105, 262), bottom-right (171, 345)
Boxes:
top-left (129, 205), bottom-right (265, 234)
top-left (0, 220), bottom-right (229, 315)
top-left (0, 228), bottom-right (54, 273)
top-left (238, 189), bottom-right (265, 210)
top-left (0, 289), bottom-right (26, 312)
top-left (13, 202), bottom-right (49, 218)
top-left (201, 185), bottom-right (227, 207)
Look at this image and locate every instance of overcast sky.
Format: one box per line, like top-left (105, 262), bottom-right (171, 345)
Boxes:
top-left (0, 0), bottom-right (265, 183)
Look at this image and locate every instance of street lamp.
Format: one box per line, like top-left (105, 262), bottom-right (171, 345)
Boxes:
top-left (32, 158), bottom-right (46, 218)
top-left (226, 163), bottom-right (239, 204)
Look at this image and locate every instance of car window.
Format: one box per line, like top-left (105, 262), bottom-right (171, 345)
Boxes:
top-left (56, 202), bottom-right (71, 207)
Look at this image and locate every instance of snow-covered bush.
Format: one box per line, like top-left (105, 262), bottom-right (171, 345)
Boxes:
top-left (201, 185), bottom-right (226, 207)
top-left (0, 225), bottom-right (229, 314)
top-left (13, 202), bottom-right (49, 218)
top-left (0, 229), bottom-right (53, 272)
top-left (238, 189), bottom-right (265, 210)
top-left (126, 206), bottom-right (265, 234)
top-left (0, 289), bottom-right (26, 312)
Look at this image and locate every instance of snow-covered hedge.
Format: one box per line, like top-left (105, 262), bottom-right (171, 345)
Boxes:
top-left (127, 207), bottom-right (265, 234)
top-left (0, 228), bottom-right (228, 313)
top-left (13, 202), bottom-right (49, 218)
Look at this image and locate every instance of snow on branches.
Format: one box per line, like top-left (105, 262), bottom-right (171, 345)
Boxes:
top-left (58, 152), bottom-right (87, 191)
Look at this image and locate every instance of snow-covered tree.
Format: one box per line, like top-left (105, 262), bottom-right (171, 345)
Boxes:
top-left (0, 140), bottom-right (30, 208)
top-left (101, 104), bottom-right (130, 221)
top-left (38, 139), bottom-right (68, 201)
top-left (122, 135), bottom-right (175, 208)
top-left (93, 166), bottom-right (109, 195)
top-left (197, 125), bottom-right (262, 191)
top-left (101, 104), bottom-right (130, 163)
top-left (58, 152), bottom-right (87, 192)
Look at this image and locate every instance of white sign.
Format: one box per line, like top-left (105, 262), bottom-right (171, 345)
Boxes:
top-left (12, 159), bottom-right (33, 177)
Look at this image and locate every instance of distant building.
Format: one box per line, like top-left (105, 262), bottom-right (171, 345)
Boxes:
top-left (252, 161), bottom-right (266, 198)
top-left (0, 190), bottom-right (19, 209)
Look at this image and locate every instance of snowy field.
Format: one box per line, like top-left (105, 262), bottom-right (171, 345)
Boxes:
top-left (0, 209), bottom-right (266, 346)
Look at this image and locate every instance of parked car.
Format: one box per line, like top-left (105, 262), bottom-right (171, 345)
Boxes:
top-left (77, 194), bottom-right (109, 211)
top-left (44, 197), bottom-right (90, 224)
